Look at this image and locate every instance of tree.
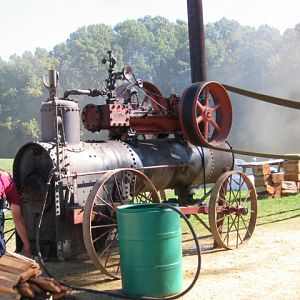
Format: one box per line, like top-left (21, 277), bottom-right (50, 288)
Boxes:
top-left (52, 24), bottom-right (116, 91)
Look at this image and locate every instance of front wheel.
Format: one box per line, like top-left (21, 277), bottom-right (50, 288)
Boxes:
top-left (208, 171), bottom-right (257, 249)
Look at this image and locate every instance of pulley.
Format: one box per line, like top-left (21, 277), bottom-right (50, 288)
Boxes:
top-left (179, 81), bottom-right (232, 147)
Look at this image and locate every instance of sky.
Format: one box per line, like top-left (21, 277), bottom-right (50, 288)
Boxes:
top-left (0, 0), bottom-right (299, 61)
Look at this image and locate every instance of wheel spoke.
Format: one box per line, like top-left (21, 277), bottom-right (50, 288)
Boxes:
top-left (113, 174), bottom-right (122, 200)
top-left (211, 102), bottom-right (221, 113)
top-left (216, 195), bottom-right (233, 207)
top-left (204, 88), bottom-right (210, 107)
top-left (203, 121), bottom-right (209, 140)
top-left (91, 223), bottom-right (117, 230)
top-left (103, 231), bottom-right (118, 265)
top-left (92, 227), bottom-right (115, 244)
top-left (132, 174), bottom-right (138, 196)
top-left (96, 195), bottom-right (116, 212)
top-left (91, 210), bottom-right (117, 223)
top-left (215, 211), bottom-right (236, 223)
top-left (196, 115), bottom-right (204, 125)
top-left (210, 119), bottom-right (221, 133)
top-left (196, 101), bottom-right (204, 113)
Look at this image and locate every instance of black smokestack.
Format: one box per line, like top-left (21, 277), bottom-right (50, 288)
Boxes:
top-left (187, 0), bottom-right (207, 83)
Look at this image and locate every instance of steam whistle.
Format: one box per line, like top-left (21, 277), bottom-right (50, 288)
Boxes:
top-left (43, 69), bottom-right (59, 101)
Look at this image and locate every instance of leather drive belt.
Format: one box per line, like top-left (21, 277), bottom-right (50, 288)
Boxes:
top-left (222, 84), bottom-right (300, 110)
top-left (210, 84), bottom-right (300, 160)
top-left (209, 144), bottom-right (300, 161)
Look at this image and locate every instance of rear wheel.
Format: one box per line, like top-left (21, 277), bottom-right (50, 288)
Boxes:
top-left (83, 168), bottom-right (160, 279)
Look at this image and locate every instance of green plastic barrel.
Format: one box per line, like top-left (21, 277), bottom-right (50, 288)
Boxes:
top-left (117, 203), bottom-right (183, 297)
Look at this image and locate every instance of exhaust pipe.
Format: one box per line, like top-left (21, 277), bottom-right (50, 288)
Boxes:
top-left (187, 0), bottom-right (207, 83)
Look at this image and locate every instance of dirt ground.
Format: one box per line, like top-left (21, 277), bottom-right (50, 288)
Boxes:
top-left (46, 216), bottom-right (300, 300)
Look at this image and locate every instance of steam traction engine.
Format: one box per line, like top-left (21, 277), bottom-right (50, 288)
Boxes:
top-left (13, 51), bottom-right (257, 278)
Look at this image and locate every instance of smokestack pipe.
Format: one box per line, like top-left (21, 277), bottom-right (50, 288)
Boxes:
top-left (187, 0), bottom-right (207, 83)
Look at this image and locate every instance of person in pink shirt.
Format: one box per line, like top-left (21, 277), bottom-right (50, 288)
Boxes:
top-left (0, 169), bottom-right (31, 257)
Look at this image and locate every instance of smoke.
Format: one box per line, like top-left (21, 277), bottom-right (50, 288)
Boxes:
top-left (228, 86), bottom-right (300, 158)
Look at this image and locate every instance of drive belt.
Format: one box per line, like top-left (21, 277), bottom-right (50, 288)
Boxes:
top-left (208, 144), bottom-right (300, 161)
top-left (222, 84), bottom-right (300, 110)
top-left (209, 84), bottom-right (300, 160)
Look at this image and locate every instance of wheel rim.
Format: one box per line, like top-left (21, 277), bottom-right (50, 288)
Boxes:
top-left (179, 81), bottom-right (232, 147)
top-left (208, 171), bottom-right (257, 249)
top-left (83, 168), bottom-right (159, 279)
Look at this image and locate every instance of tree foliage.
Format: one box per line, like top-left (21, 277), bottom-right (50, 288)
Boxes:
top-left (0, 17), bottom-right (300, 157)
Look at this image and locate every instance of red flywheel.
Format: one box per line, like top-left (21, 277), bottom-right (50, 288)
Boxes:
top-left (179, 81), bottom-right (232, 147)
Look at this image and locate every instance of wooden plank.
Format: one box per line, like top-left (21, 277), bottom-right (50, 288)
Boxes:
top-left (283, 155), bottom-right (300, 165)
top-left (0, 276), bottom-right (17, 294)
top-left (5, 251), bottom-right (36, 265)
top-left (296, 182), bottom-right (300, 192)
top-left (53, 290), bottom-right (68, 299)
top-left (284, 173), bottom-right (300, 181)
top-left (254, 174), bottom-right (271, 186)
top-left (282, 189), bottom-right (298, 195)
top-left (0, 291), bottom-right (20, 300)
top-left (0, 264), bottom-right (26, 275)
top-left (271, 172), bottom-right (284, 184)
top-left (282, 181), bottom-right (298, 194)
top-left (0, 255), bottom-right (32, 272)
top-left (20, 267), bottom-right (41, 282)
top-left (52, 285), bottom-right (71, 299)
top-left (283, 163), bottom-right (300, 173)
top-left (28, 277), bottom-right (61, 293)
top-left (17, 282), bottom-right (35, 298)
top-left (252, 164), bottom-right (271, 176)
top-left (28, 283), bottom-right (43, 294)
top-left (273, 183), bottom-right (282, 198)
top-left (282, 181), bottom-right (297, 189)
top-left (0, 271), bottom-right (20, 285)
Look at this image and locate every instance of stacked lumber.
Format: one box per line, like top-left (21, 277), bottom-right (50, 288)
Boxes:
top-left (0, 251), bottom-right (70, 299)
top-left (281, 181), bottom-right (298, 195)
top-left (271, 172), bottom-right (284, 198)
top-left (253, 164), bottom-right (273, 198)
top-left (253, 164), bottom-right (284, 199)
top-left (283, 158), bottom-right (300, 195)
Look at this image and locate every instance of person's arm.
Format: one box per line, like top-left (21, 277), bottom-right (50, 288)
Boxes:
top-left (10, 203), bottom-right (31, 257)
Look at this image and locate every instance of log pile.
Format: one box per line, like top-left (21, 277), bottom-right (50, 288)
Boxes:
top-left (253, 164), bottom-right (284, 199)
top-left (0, 251), bottom-right (71, 299)
top-left (283, 158), bottom-right (300, 195)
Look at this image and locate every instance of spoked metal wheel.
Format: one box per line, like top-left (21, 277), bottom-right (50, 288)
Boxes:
top-left (208, 171), bottom-right (257, 249)
top-left (179, 81), bottom-right (232, 147)
top-left (83, 168), bottom-right (160, 279)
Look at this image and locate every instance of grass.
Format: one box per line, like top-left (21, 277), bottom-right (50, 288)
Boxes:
top-left (169, 190), bottom-right (300, 241)
top-left (0, 158), bottom-right (13, 173)
top-left (257, 195), bottom-right (300, 225)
